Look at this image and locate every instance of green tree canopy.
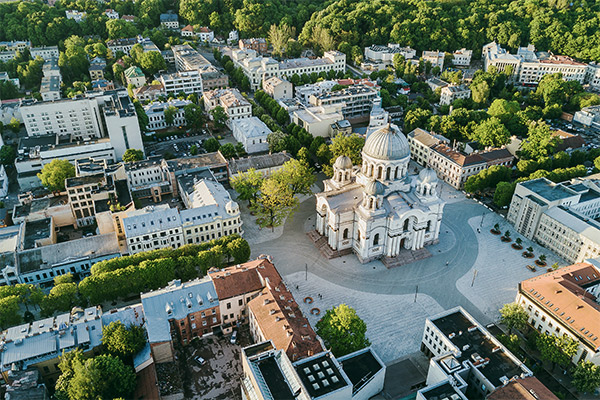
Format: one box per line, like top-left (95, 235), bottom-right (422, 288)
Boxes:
top-left (251, 178), bottom-right (298, 231)
top-left (230, 168), bottom-right (263, 205)
top-left (572, 361), bottom-right (600, 393)
top-left (102, 321), bottom-right (146, 358)
top-left (139, 51), bottom-right (166, 75)
top-left (122, 149), bottom-right (144, 162)
top-left (271, 159), bottom-right (315, 196)
top-left (210, 106), bottom-right (228, 128)
top-left (163, 105), bottom-right (178, 126)
top-left (472, 117), bottom-right (511, 148)
top-left (520, 121), bottom-right (559, 160)
top-left (37, 159), bottom-right (75, 192)
top-left (316, 304), bottom-right (370, 357)
top-left (0, 145), bottom-right (16, 166)
top-left (203, 137), bottom-right (221, 152)
top-left (499, 303), bottom-right (528, 333)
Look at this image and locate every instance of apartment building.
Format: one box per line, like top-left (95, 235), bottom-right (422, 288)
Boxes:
top-left (105, 8), bottom-right (119, 19)
top-left (66, 173), bottom-right (112, 226)
top-left (507, 177), bottom-right (600, 263)
top-left (88, 57), bottom-right (106, 80)
top-left (587, 63), bottom-right (600, 91)
top-left (123, 204), bottom-right (184, 254)
top-left (40, 75), bottom-right (60, 101)
top-left (91, 79), bottom-right (114, 91)
top-left (241, 341), bottom-right (385, 400)
top-left (407, 128), bottom-right (449, 167)
top-left (308, 83), bottom-right (379, 119)
top-left (292, 103), bottom-right (344, 137)
top-left (231, 116), bottom-right (271, 153)
top-left (295, 80), bottom-right (337, 104)
top-left (363, 44), bottom-right (416, 68)
top-left (160, 12), bottom-right (179, 29)
top-left (159, 70), bottom-right (203, 96)
top-left (203, 88), bottom-right (251, 128)
top-left (452, 48), bottom-right (472, 66)
top-left (141, 277), bottom-right (221, 360)
top-left (573, 105), bottom-right (600, 129)
top-left (144, 99), bottom-right (191, 131)
top-left (230, 48), bottom-right (346, 91)
top-left (439, 84), bottom-right (471, 106)
top-left (423, 51), bottom-right (445, 69)
top-left (239, 38), bottom-right (268, 54)
top-left (42, 57), bottom-right (61, 80)
top-left (125, 156), bottom-right (172, 202)
top-left (0, 40), bottom-right (30, 52)
top-left (428, 144), bottom-right (513, 188)
top-left (483, 42), bottom-right (589, 85)
top-left (106, 38), bottom-right (138, 56)
top-left (165, 152), bottom-right (229, 184)
top-left (262, 76), bottom-right (293, 100)
top-left (181, 25), bottom-right (195, 37)
top-left (30, 46), bottom-right (59, 61)
top-left (65, 10), bottom-right (86, 22)
top-left (516, 261), bottom-right (600, 366)
top-left (419, 307), bottom-right (537, 400)
top-left (133, 83), bottom-right (166, 102)
top-left (172, 44), bottom-right (229, 90)
top-left (228, 152), bottom-right (292, 178)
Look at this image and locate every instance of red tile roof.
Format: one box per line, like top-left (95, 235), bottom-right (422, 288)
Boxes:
top-left (520, 263), bottom-right (600, 350)
top-left (209, 259), bottom-right (267, 300)
top-left (487, 377), bottom-right (558, 400)
top-left (182, 25), bottom-right (194, 32)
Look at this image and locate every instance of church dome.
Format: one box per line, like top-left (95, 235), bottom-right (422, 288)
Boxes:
top-left (363, 124), bottom-right (410, 161)
top-left (364, 180), bottom-right (385, 196)
top-left (334, 155), bottom-right (353, 170)
top-left (418, 168), bottom-right (438, 184)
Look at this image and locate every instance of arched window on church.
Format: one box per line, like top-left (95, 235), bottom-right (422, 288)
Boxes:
top-left (395, 167), bottom-right (399, 179)
top-left (403, 219), bottom-right (410, 231)
top-left (373, 233), bottom-right (380, 246)
top-left (386, 167), bottom-right (391, 180)
top-left (377, 166), bottom-right (383, 179)
top-left (357, 230), bottom-right (361, 242)
top-left (426, 221), bottom-right (431, 232)
top-left (343, 228), bottom-right (349, 239)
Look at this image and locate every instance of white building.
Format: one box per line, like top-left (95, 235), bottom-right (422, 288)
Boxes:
top-left (262, 76), bottom-right (293, 100)
top-left (20, 91), bottom-right (144, 160)
top-left (228, 30), bottom-right (239, 45)
top-left (419, 307), bottom-right (534, 400)
top-left (587, 63), bottom-right (600, 91)
top-left (159, 70), bottom-right (203, 97)
top-left (203, 88), bottom-right (251, 128)
top-left (439, 84), bottom-right (471, 106)
top-left (516, 262), bottom-right (600, 366)
top-left (422, 51), bottom-right (445, 69)
top-left (230, 49), bottom-right (346, 91)
top-left (407, 128), bottom-right (449, 167)
top-left (39, 76), bottom-right (60, 102)
top-left (292, 104), bottom-right (344, 137)
top-left (315, 123), bottom-right (445, 263)
top-left (42, 57), bottom-right (61, 81)
top-left (451, 48), bottom-right (472, 66)
top-left (105, 9), bottom-right (119, 19)
top-left (124, 66), bottom-right (146, 88)
top-left (308, 82), bottom-right (379, 119)
top-left (197, 27), bottom-right (214, 42)
top-left (507, 177), bottom-right (600, 263)
top-left (30, 46), bottom-right (59, 61)
top-left (160, 12), bottom-right (179, 29)
top-left (65, 10), bottom-right (86, 22)
top-left (363, 44), bottom-right (416, 66)
top-left (123, 204), bottom-right (183, 254)
top-left (231, 117), bottom-right (271, 154)
top-left (573, 105), bottom-right (600, 129)
top-left (172, 45), bottom-right (229, 90)
top-left (144, 99), bottom-right (191, 131)
top-left (295, 80), bottom-right (337, 104)
top-left (133, 84), bottom-right (166, 102)
top-left (106, 38), bottom-right (138, 56)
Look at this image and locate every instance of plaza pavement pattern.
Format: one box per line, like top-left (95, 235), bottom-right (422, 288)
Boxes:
top-left (455, 214), bottom-right (565, 321)
top-left (283, 271), bottom-right (444, 363)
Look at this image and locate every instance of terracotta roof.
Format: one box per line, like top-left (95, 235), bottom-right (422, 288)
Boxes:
top-left (182, 25), bottom-right (194, 32)
top-left (247, 263), bottom-right (323, 361)
top-left (487, 377), bottom-right (558, 400)
top-left (198, 26), bottom-right (212, 33)
top-left (209, 259), bottom-right (267, 300)
top-left (431, 144), bottom-right (485, 167)
top-left (520, 263), bottom-right (600, 350)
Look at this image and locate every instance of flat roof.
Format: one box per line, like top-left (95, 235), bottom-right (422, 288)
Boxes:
top-left (295, 353), bottom-right (348, 397)
top-left (22, 218), bottom-right (52, 250)
top-left (257, 356), bottom-right (296, 398)
top-left (339, 348), bottom-right (384, 394)
top-left (520, 178), bottom-right (576, 202)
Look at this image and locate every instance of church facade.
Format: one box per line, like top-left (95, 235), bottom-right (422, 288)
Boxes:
top-left (315, 123), bottom-right (446, 263)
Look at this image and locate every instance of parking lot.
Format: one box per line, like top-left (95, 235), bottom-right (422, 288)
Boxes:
top-left (144, 133), bottom-right (210, 159)
top-left (184, 327), bottom-right (252, 400)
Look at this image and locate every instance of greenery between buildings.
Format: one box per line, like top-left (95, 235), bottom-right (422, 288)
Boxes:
top-left (316, 304), bottom-right (371, 357)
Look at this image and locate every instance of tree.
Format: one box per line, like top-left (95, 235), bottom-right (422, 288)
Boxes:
top-left (190, 145), bottom-right (198, 155)
top-left (203, 138), bottom-right (220, 152)
top-left (330, 133), bottom-right (365, 167)
top-left (133, 100), bottom-right (149, 132)
top-left (184, 103), bottom-right (204, 132)
top-left (493, 181), bottom-right (516, 207)
top-left (316, 304), bottom-right (370, 357)
top-left (54, 273), bottom-right (73, 286)
top-left (0, 145), bottom-right (16, 166)
top-left (57, 351), bottom-right (136, 400)
top-left (572, 361), bottom-right (600, 393)
top-left (220, 143), bottom-right (237, 159)
top-left (271, 159), bottom-right (315, 196)
top-left (404, 108), bottom-right (432, 132)
top-left (43, 283), bottom-right (78, 315)
top-left (536, 333), bottom-right (579, 369)
top-left (102, 321), bottom-right (146, 358)
top-left (499, 303), bottom-right (528, 333)
top-left (230, 168), bottom-right (263, 205)
top-left (471, 80), bottom-right (490, 104)
top-left (107, 19), bottom-right (138, 39)
top-left (276, 107), bottom-right (289, 125)
top-left (268, 23), bottom-right (293, 57)
top-left (227, 238), bottom-right (251, 264)
top-left (140, 51), bottom-right (166, 75)
top-left (210, 106), bottom-right (228, 128)
top-left (0, 296), bottom-right (21, 329)
top-left (122, 149), bottom-right (144, 162)
top-left (311, 26), bottom-right (335, 53)
top-left (163, 105), bottom-right (178, 126)
top-left (37, 159), bottom-right (75, 192)
top-left (8, 117), bottom-right (20, 133)
top-left (520, 121), bottom-right (559, 160)
top-left (59, 36), bottom-right (90, 84)
top-left (252, 178), bottom-right (298, 231)
top-left (472, 117), bottom-right (511, 148)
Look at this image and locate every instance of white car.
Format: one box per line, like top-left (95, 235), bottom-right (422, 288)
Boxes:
top-left (194, 356), bottom-right (206, 365)
top-left (230, 330), bottom-right (237, 344)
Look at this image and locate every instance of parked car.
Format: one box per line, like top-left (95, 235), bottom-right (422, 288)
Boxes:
top-left (230, 330), bottom-right (237, 344)
top-left (194, 356), bottom-right (206, 365)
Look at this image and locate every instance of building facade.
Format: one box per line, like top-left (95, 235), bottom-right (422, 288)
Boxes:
top-left (315, 123), bottom-right (445, 263)
top-left (262, 76), bottom-right (293, 100)
top-left (159, 70), bottom-right (203, 97)
top-left (144, 99), bottom-right (191, 131)
top-left (203, 88), bottom-right (252, 128)
top-left (439, 85), bottom-right (471, 106)
top-left (230, 116), bottom-right (271, 153)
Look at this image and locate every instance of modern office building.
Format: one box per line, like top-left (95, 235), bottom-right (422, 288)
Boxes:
top-left (308, 83), bottom-right (379, 120)
top-left (159, 70), bottom-right (203, 96)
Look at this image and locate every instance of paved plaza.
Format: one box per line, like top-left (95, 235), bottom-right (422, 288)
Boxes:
top-left (247, 178), bottom-right (566, 362)
top-left (283, 271), bottom-right (444, 363)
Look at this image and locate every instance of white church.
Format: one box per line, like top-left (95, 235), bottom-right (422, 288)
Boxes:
top-left (315, 101), bottom-right (446, 263)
